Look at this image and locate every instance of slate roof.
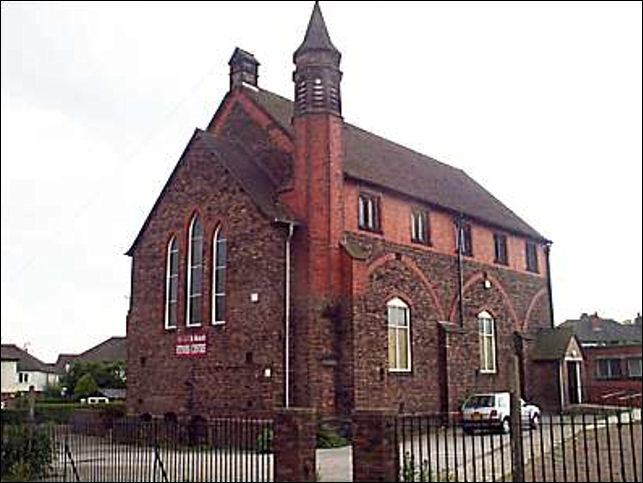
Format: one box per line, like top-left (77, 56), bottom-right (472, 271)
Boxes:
top-left (73, 337), bottom-right (127, 364)
top-left (560, 315), bottom-right (642, 346)
top-left (198, 131), bottom-right (294, 222)
top-left (0, 344), bottom-right (57, 373)
top-left (294, 1), bottom-right (340, 58)
top-left (244, 87), bottom-right (547, 242)
top-left (531, 327), bottom-right (577, 361)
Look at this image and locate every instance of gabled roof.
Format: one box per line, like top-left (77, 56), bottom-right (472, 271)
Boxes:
top-left (560, 315), bottom-right (642, 346)
top-left (199, 130), bottom-right (294, 222)
top-left (0, 344), bottom-right (57, 373)
top-left (126, 129), bottom-right (295, 255)
top-left (244, 87), bottom-right (547, 242)
top-left (73, 337), bottom-right (127, 364)
top-left (532, 327), bottom-right (578, 361)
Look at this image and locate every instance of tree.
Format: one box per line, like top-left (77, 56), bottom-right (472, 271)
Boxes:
top-left (74, 373), bottom-right (99, 400)
top-left (60, 360), bottom-right (126, 398)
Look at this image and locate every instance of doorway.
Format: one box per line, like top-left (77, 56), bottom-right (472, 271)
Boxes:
top-left (566, 360), bottom-right (581, 405)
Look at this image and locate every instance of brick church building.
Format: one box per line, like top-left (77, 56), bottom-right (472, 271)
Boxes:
top-left (126, 3), bottom-right (555, 420)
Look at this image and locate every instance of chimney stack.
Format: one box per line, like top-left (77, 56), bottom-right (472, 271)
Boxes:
top-left (229, 48), bottom-right (259, 90)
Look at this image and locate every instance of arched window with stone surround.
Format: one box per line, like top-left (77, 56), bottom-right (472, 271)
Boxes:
top-left (186, 215), bottom-right (203, 327)
top-left (478, 310), bottom-right (497, 373)
top-left (164, 236), bottom-right (178, 329)
top-left (212, 226), bottom-right (227, 324)
top-left (387, 298), bottom-right (411, 372)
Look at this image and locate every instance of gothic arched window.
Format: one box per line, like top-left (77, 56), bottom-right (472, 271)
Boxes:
top-left (186, 215), bottom-right (203, 327)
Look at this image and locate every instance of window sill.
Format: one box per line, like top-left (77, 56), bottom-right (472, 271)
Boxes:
top-left (186, 323), bottom-right (203, 329)
top-left (526, 268), bottom-right (540, 274)
top-left (358, 226), bottom-right (383, 235)
top-left (389, 369), bottom-right (412, 375)
top-left (411, 239), bottom-right (432, 247)
top-left (494, 259), bottom-right (509, 266)
top-left (212, 321), bottom-right (226, 326)
top-left (479, 370), bottom-right (497, 375)
top-left (164, 326), bottom-right (178, 331)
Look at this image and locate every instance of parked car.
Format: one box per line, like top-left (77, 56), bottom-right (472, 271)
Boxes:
top-left (461, 392), bottom-right (541, 434)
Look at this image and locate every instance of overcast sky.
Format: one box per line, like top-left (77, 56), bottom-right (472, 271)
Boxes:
top-left (1, 1), bottom-right (641, 363)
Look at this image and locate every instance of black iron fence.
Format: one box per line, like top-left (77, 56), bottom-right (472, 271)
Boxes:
top-left (397, 409), bottom-right (642, 482)
top-left (2, 416), bottom-right (274, 482)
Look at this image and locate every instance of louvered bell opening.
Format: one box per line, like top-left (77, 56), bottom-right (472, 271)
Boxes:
top-left (329, 84), bottom-right (340, 112)
top-left (311, 78), bottom-right (325, 110)
top-left (295, 79), bottom-right (308, 112)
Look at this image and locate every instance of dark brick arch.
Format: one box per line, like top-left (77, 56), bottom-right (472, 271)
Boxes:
top-left (522, 287), bottom-right (548, 332)
top-left (448, 271), bottom-right (520, 330)
top-left (366, 254), bottom-right (446, 320)
top-left (353, 256), bottom-right (444, 412)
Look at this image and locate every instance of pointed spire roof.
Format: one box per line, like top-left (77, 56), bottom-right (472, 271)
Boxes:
top-left (294, 1), bottom-right (340, 59)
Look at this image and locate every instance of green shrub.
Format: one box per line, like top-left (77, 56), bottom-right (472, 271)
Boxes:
top-left (74, 373), bottom-right (99, 399)
top-left (256, 427), bottom-right (273, 454)
top-left (1, 423), bottom-right (54, 481)
top-left (316, 426), bottom-right (349, 449)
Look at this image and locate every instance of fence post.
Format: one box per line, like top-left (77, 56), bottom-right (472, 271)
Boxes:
top-left (274, 407), bottom-right (317, 482)
top-left (509, 353), bottom-right (525, 482)
top-left (352, 409), bottom-right (399, 482)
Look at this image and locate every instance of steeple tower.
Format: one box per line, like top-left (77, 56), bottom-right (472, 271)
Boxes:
top-left (293, 1), bottom-right (342, 117)
top-left (287, 2), bottom-right (346, 415)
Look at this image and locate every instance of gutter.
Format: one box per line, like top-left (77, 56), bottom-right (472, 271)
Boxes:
top-left (284, 222), bottom-right (295, 408)
top-left (545, 243), bottom-right (555, 328)
top-left (456, 214), bottom-right (465, 328)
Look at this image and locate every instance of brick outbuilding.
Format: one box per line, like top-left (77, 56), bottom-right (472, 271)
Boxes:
top-left (126, 3), bottom-right (556, 421)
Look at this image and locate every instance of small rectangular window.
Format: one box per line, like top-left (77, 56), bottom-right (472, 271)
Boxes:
top-left (494, 233), bottom-right (508, 265)
top-left (627, 358), bottom-right (642, 378)
top-left (526, 242), bottom-right (539, 273)
top-left (358, 193), bottom-right (381, 232)
top-left (457, 222), bottom-right (473, 257)
top-left (596, 359), bottom-right (622, 379)
top-left (411, 210), bottom-right (430, 245)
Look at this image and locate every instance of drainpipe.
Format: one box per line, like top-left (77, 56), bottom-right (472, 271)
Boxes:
top-left (284, 222), bottom-right (295, 408)
top-left (456, 214), bottom-right (465, 328)
top-left (545, 243), bottom-right (555, 328)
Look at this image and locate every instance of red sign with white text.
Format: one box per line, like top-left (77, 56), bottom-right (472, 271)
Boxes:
top-left (175, 333), bottom-right (207, 357)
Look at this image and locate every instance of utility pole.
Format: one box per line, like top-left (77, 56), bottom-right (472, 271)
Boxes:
top-left (510, 334), bottom-right (525, 482)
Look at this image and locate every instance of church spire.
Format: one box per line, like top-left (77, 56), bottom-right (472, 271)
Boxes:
top-left (293, 2), bottom-right (342, 117)
top-left (294, 1), bottom-right (340, 59)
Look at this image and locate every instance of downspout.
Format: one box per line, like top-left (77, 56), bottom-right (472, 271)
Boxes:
top-left (545, 243), bottom-right (555, 328)
top-left (284, 222), bottom-right (295, 408)
top-left (456, 214), bottom-right (465, 328)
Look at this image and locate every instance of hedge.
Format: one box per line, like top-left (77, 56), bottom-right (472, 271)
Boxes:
top-left (1, 402), bottom-right (125, 425)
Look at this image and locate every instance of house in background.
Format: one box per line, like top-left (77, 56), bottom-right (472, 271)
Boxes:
top-left (530, 327), bottom-right (585, 412)
top-left (54, 336), bottom-right (127, 375)
top-left (0, 344), bottom-right (60, 399)
top-left (126, 2), bottom-right (555, 421)
top-left (560, 313), bottom-right (642, 407)
top-left (53, 337), bottom-right (127, 400)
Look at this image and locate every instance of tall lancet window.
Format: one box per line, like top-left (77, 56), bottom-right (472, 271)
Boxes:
top-left (164, 236), bottom-right (178, 330)
top-left (186, 215), bottom-right (203, 327)
top-left (212, 227), bottom-right (227, 324)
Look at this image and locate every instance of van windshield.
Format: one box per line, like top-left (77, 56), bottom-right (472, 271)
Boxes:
top-left (464, 395), bottom-right (495, 408)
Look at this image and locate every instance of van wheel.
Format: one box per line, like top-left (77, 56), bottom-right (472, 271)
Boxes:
top-left (501, 418), bottom-right (511, 435)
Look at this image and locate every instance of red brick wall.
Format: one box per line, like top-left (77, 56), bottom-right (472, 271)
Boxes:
top-left (345, 231), bottom-right (551, 414)
top-left (127, 133), bottom-right (288, 419)
top-left (582, 345), bottom-right (642, 407)
top-left (343, 181), bottom-right (548, 278)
